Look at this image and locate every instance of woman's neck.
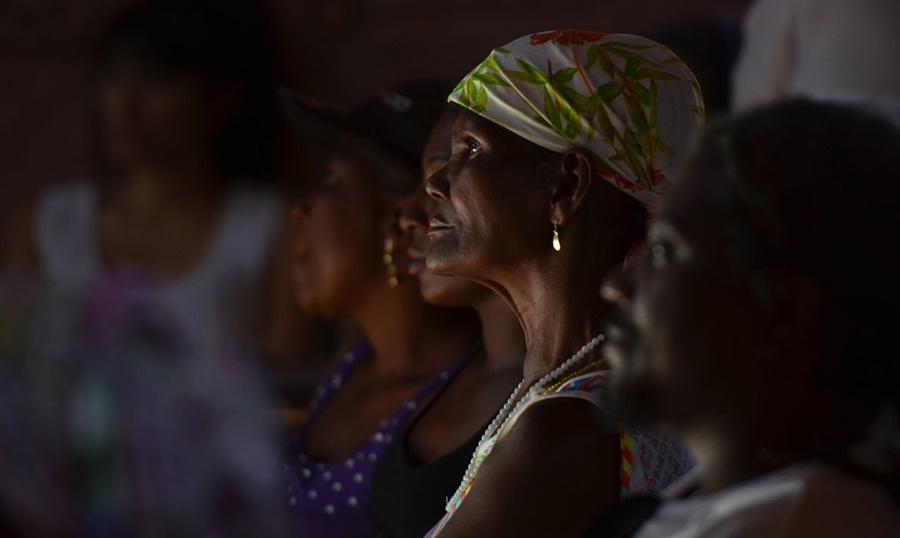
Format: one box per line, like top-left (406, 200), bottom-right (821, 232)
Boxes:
top-left (486, 253), bottom-right (614, 386)
top-left (682, 397), bottom-right (869, 495)
top-left (473, 294), bottom-right (526, 371)
top-left (352, 279), bottom-right (481, 380)
top-left (682, 423), bottom-right (764, 496)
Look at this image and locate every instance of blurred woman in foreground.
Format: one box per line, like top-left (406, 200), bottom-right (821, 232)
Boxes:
top-left (601, 100), bottom-right (900, 537)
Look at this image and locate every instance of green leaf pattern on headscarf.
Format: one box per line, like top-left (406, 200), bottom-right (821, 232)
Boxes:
top-left (449, 30), bottom-right (706, 212)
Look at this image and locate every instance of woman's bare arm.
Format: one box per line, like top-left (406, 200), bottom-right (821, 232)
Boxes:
top-left (438, 397), bottom-right (619, 537)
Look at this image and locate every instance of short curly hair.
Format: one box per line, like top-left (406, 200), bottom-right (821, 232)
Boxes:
top-left (691, 99), bottom-right (900, 410)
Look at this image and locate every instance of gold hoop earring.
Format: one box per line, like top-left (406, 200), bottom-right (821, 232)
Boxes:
top-left (383, 238), bottom-right (399, 287)
top-left (552, 223), bottom-right (561, 252)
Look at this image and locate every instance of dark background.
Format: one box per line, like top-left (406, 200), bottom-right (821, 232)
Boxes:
top-left (0, 0), bottom-right (752, 251)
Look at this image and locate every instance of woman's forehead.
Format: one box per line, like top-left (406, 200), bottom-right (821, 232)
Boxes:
top-left (424, 114), bottom-right (454, 157)
top-left (668, 151), bottom-right (735, 206)
top-left (453, 109), bottom-right (510, 139)
top-left (657, 164), bottom-right (736, 244)
top-left (451, 108), bottom-right (488, 133)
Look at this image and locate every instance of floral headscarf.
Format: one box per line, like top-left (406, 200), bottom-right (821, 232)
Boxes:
top-left (449, 30), bottom-right (705, 212)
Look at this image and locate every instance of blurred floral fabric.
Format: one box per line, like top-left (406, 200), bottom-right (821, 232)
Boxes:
top-left (0, 271), bottom-right (287, 537)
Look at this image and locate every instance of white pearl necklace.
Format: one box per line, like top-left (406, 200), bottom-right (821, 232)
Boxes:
top-left (444, 333), bottom-right (606, 512)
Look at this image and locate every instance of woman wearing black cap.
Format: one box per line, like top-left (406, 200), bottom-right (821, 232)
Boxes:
top-left (369, 110), bottom-right (527, 538)
top-left (281, 81), bottom-right (482, 537)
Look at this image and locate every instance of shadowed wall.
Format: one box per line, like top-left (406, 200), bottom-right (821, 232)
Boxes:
top-left (0, 0), bottom-right (751, 251)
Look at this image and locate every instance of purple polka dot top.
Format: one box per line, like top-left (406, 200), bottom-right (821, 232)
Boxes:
top-left (284, 339), bottom-right (466, 538)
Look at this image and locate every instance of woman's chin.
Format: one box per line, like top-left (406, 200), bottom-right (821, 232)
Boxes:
top-left (424, 239), bottom-right (462, 277)
top-left (419, 272), bottom-right (478, 308)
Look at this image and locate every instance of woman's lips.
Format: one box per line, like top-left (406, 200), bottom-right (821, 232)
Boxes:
top-left (428, 216), bottom-right (452, 229)
top-left (408, 258), bottom-right (426, 277)
top-left (406, 229), bottom-right (430, 277)
top-left (407, 247), bottom-right (427, 277)
top-left (427, 217), bottom-right (453, 237)
top-left (602, 311), bottom-right (637, 370)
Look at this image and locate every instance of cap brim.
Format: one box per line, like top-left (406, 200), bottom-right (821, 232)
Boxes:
top-left (278, 87), bottom-right (352, 148)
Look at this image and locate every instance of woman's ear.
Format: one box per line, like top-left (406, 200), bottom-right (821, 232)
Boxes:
top-left (549, 150), bottom-right (593, 227)
top-left (379, 196), bottom-right (412, 285)
top-left (380, 199), bottom-right (399, 233)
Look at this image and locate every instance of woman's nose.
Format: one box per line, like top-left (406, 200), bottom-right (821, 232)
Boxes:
top-left (600, 265), bottom-right (635, 305)
top-left (425, 165), bottom-right (450, 201)
top-left (399, 185), bottom-right (432, 234)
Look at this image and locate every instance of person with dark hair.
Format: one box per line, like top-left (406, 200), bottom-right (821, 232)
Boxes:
top-left (600, 99), bottom-right (900, 537)
top-left (279, 81), bottom-right (482, 537)
top-left (369, 110), bottom-right (527, 538)
top-left (3, 0), bottom-right (319, 371)
top-left (421, 31), bottom-right (701, 536)
top-left (95, 0), bottom-right (279, 179)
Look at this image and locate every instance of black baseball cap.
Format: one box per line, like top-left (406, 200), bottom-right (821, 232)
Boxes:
top-left (279, 80), bottom-right (452, 178)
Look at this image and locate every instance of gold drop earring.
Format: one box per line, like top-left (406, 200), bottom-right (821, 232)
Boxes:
top-left (383, 238), bottom-right (399, 287)
top-left (552, 222), bottom-right (561, 252)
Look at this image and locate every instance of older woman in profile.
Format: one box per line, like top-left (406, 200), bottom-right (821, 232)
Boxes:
top-left (370, 111), bottom-right (527, 538)
top-left (423, 31), bottom-right (703, 536)
top-left (598, 100), bottom-right (900, 537)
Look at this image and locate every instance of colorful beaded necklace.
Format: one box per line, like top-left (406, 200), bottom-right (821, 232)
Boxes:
top-left (444, 333), bottom-right (606, 512)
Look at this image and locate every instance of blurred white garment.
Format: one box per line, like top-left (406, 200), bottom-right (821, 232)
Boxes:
top-left (732, 0), bottom-right (900, 125)
top-left (0, 274), bottom-right (287, 536)
top-left (635, 463), bottom-right (900, 538)
top-left (34, 181), bottom-right (282, 363)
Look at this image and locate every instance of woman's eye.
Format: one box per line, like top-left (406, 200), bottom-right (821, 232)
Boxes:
top-left (466, 138), bottom-right (481, 155)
